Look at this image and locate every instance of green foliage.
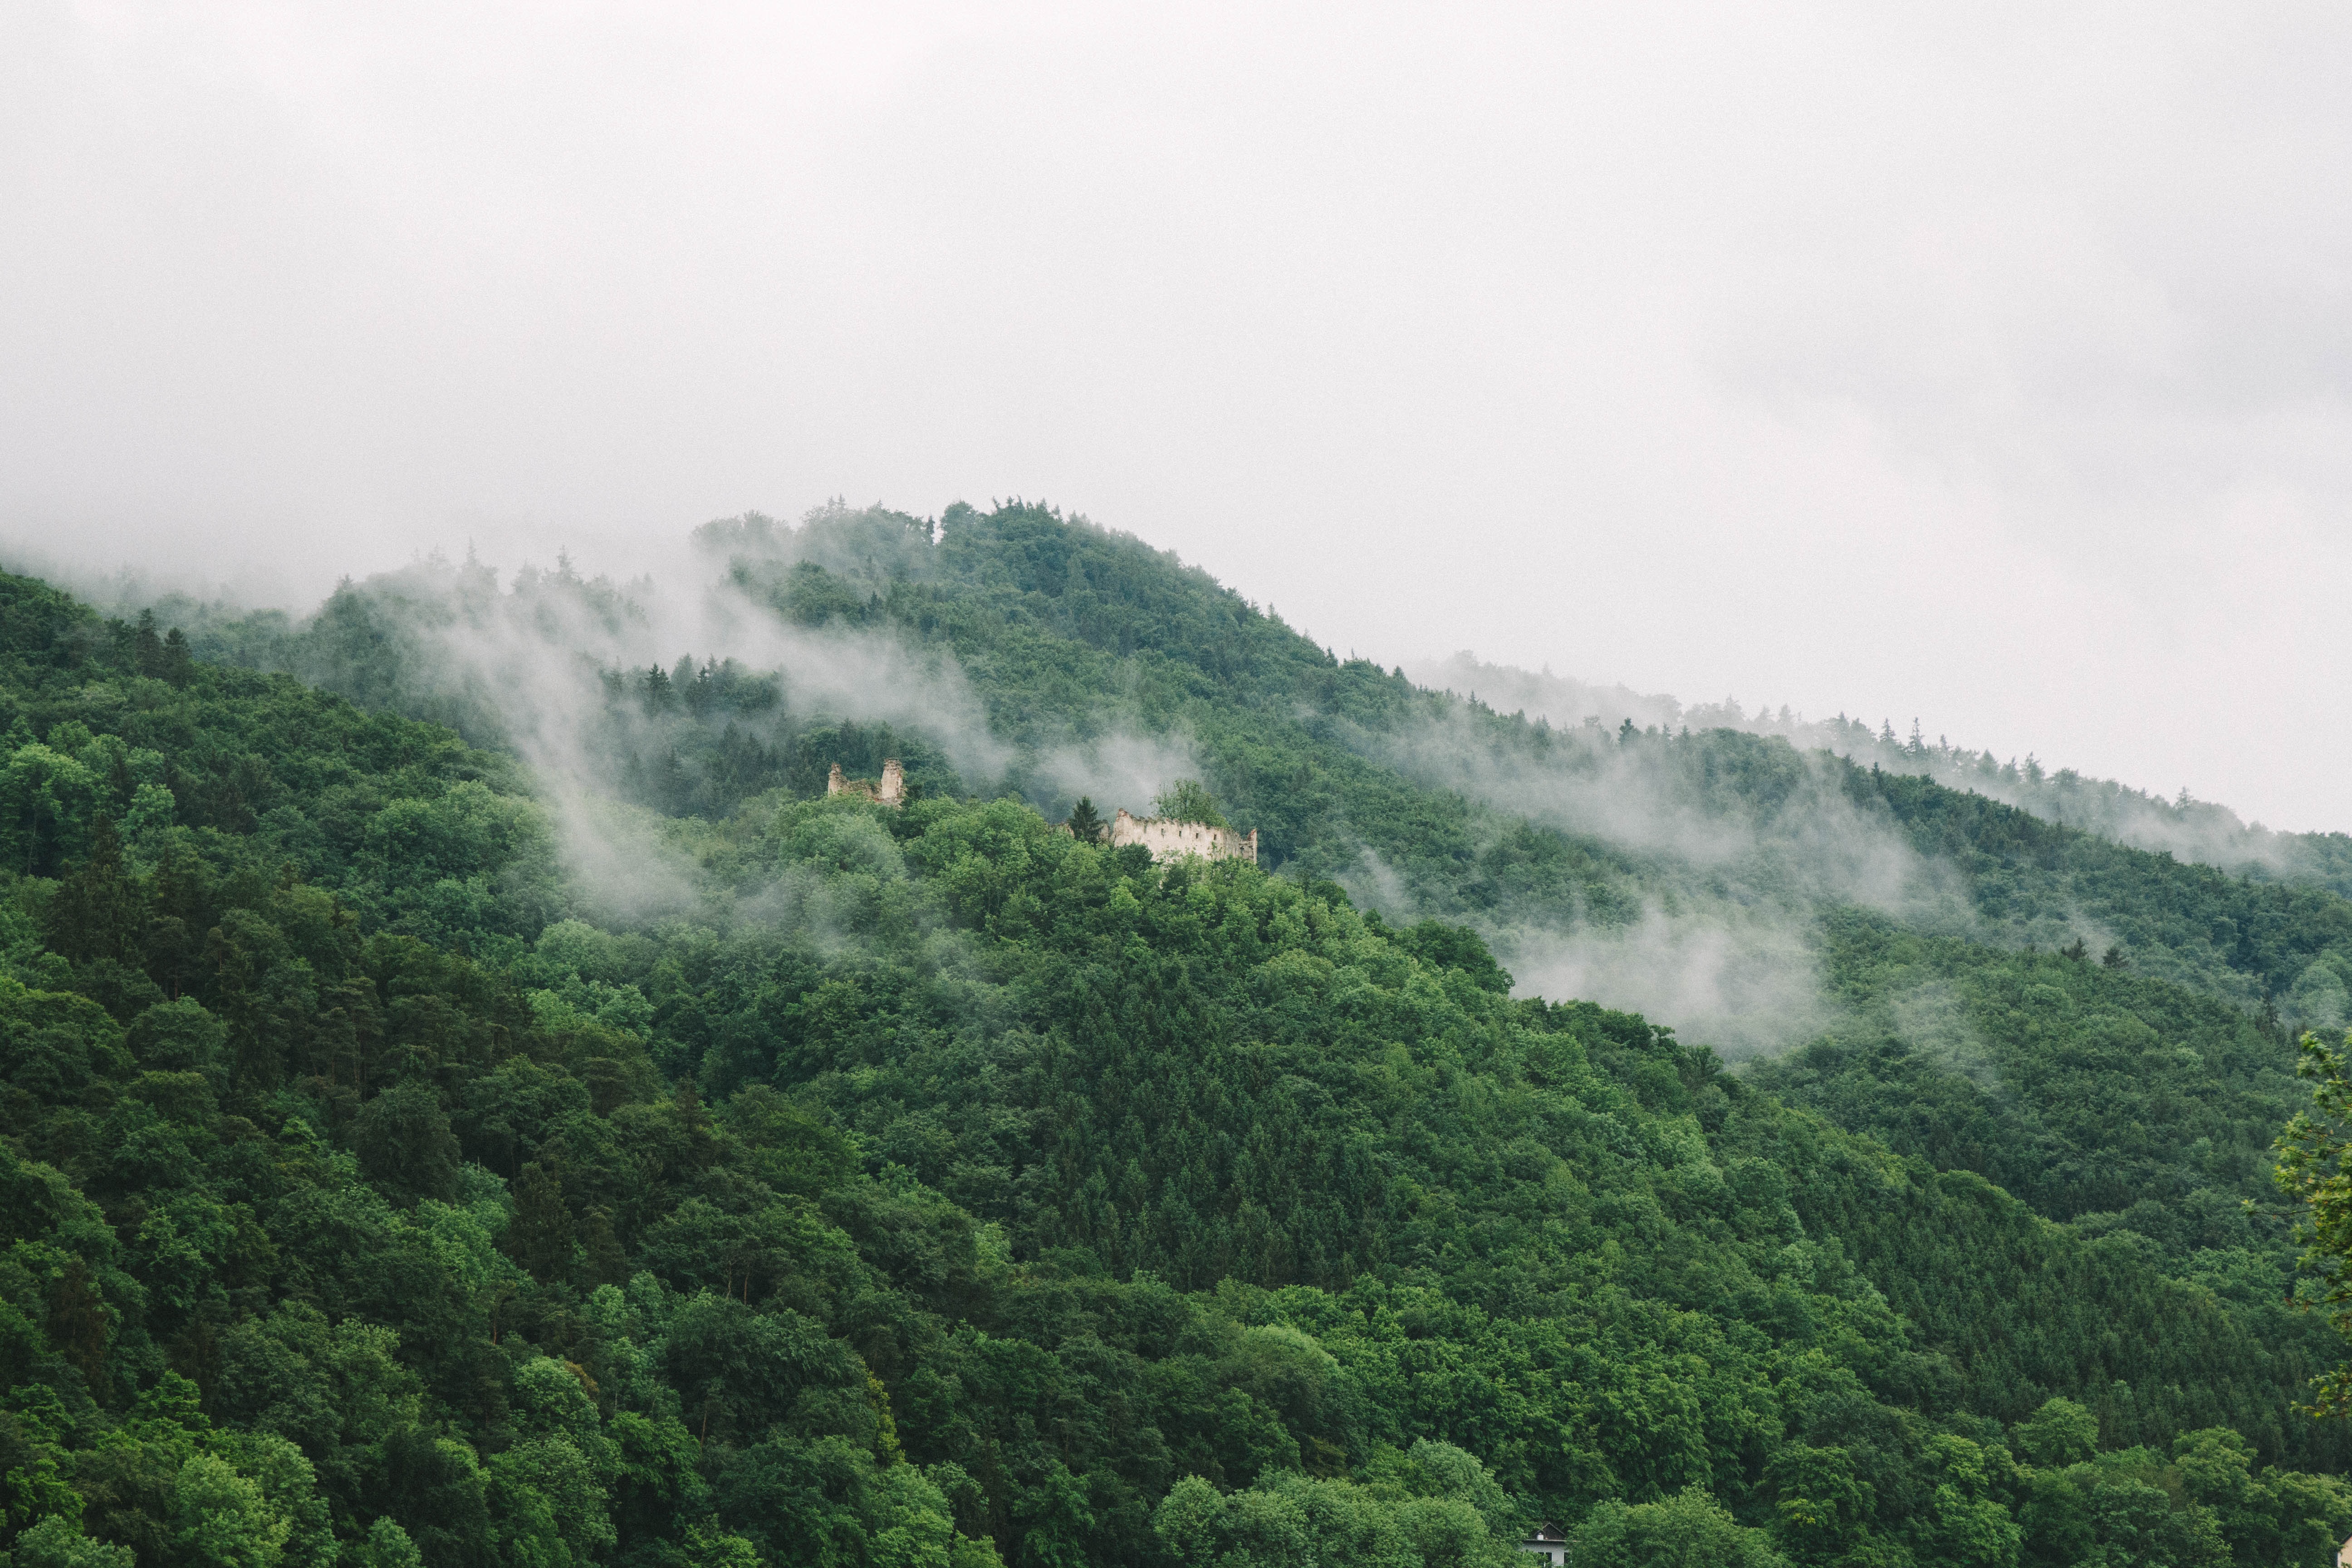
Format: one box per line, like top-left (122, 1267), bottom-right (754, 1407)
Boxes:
top-left (1151, 1462), bottom-right (1521, 1568)
top-left (8, 514), bottom-right (2352, 1568)
top-left (1, 1516), bottom-right (137, 1568)
top-left (2014, 1399), bottom-right (2101, 1469)
top-left (1569, 1486), bottom-right (1789, 1567)
top-left (2278, 1029), bottom-right (2352, 1417)
top-left (1151, 781), bottom-right (1227, 829)
top-left (355, 1516), bottom-right (422, 1568)
top-left (349, 1084), bottom-right (460, 1207)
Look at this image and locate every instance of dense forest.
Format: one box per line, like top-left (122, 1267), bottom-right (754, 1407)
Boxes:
top-left (8, 504), bottom-right (2352, 1565)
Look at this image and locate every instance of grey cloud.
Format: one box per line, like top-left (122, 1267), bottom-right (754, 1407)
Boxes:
top-left (2, 2), bottom-right (2349, 834)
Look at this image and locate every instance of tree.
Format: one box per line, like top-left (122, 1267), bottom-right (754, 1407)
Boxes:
top-left (126, 997), bottom-right (229, 1083)
top-left (1066, 797), bottom-right (1104, 843)
top-left (4, 1517), bottom-right (137, 1568)
top-left (1765, 1444), bottom-right (1871, 1562)
top-left (132, 610), bottom-right (163, 680)
top-left (1, 743), bottom-right (104, 876)
top-left (160, 628), bottom-right (193, 689)
top-left (507, 1161), bottom-right (575, 1283)
top-left (1571, 1486), bottom-right (1790, 1568)
top-left (1152, 780), bottom-right (1226, 828)
top-left (356, 1518), bottom-right (425, 1568)
top-left (2278, 1030), bottom-right (2352, 1414)
top-left (40, 817), bottom-right (144, 966)
top-left (2013, 1398), bottom-right (2100, 1467)
top-left (380, 1431), bottom-right (495, 1568)
top-left (350, 1081), bottom-right (461, 1206)
top-left (168, 1452), bottom-right (290, 1568)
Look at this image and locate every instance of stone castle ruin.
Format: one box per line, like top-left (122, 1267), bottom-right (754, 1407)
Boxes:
top-left (828, 759), bottom-right (906, 807)
top-left (830, 760), bottom-right (1256, 865)
top-left (1105, 807), bottom-right (1258, 866)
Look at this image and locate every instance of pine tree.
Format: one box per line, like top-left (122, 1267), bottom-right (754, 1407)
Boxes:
top-left (160, 627), bottom-right (193, 689)
top-left (509, 1161), bottom-right (575, 1284)
top-left (40, 816), bottom-right (144, 965)
top-left (133, 608), bottom-right (163, 677)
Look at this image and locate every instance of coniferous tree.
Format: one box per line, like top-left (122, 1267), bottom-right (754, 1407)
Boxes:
top-left (39, 816), bottom-right (142, 966)
top-left (132, 608), bottom-right (163, 678)
top-left (159, 626), bottom-right (192, 688)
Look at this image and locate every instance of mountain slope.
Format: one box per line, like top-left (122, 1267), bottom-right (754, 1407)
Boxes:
top-left (10, 506), bottom-right (2352, 1565)
top-left (139, 504), bottom-right (2352, 1265)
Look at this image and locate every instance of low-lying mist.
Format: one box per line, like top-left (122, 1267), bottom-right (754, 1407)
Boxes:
top-left (1372, 650), bottom-right (2352, 1054)
top-left (20, 500), bottom-right (2306, 1068)
top-left (1410, 651), bottom-right (2352, 899)
top-left (35, 510), bottom-right (1205, 923)
top-left (1326, 689), bottom-right (1985, 1058)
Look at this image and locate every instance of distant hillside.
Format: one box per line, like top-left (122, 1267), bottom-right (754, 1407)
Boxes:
top-left (1409, 648), bottom-right (2352, 904)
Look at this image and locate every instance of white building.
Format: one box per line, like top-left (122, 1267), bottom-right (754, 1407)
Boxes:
top-left (1519, 1526), bottom-right (1569, 1565)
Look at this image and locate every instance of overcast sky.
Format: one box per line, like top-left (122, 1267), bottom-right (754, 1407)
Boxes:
top-left (5, 2), bottom-right (2348, 830)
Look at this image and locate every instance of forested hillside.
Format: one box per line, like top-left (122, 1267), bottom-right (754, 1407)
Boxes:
top-left (9, 505), bottom-right (2352, 1566)
top-left (1411, 649), bottom-right (2352, 908)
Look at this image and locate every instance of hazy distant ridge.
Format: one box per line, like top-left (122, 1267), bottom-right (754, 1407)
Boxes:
top-left (1407, 650), bottom-right (2352, 902)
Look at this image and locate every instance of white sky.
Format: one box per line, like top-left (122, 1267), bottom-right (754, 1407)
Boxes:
top-left (5, 2), bottom-right (2348, 830)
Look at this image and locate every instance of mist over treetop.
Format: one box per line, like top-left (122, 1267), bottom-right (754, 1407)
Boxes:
top-left (61, 498), bottom-right (2352, 1053)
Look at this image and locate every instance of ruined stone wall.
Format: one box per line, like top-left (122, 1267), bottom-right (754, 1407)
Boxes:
top-left (827, 759), bottom-right (906, 807)
top-left (1108, 808), bottom-right (1258, 866)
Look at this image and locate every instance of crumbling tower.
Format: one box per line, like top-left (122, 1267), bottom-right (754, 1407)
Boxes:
top-left (827, 759), bottom-right (906, 808)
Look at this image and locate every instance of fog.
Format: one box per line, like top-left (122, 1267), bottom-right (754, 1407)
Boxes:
top-left (35, 495), bottom-right (2287, 1058)
top-left (1328, 686), bottom-right (1985, 1054)
top-left (191, 518), bottom-right (1205, 921)
top-left (1357, 652), bottom-right (2332, 1049)
top-left (1412, 650), bottom-right (2352, 896)
top-left (4, 2), bottom-right (2350, 836)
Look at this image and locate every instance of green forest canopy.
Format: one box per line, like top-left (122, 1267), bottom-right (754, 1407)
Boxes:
top-left (7, 505), bottom-right (2352, 1566)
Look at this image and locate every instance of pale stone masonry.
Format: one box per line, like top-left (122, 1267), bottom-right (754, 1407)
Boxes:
top-left (1107, 807), bottom-right (1258, 866)
top-left (830, 763), bottom-right (1257, 862)
top-left (828, 759), bottom-right (906, 807)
